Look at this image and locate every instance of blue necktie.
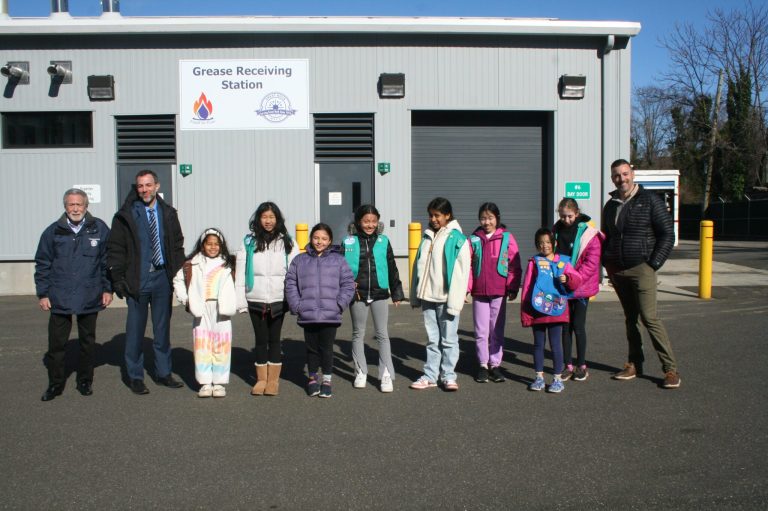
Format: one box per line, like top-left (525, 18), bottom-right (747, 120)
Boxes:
top-left (148, 208), bottom-right (163, 267)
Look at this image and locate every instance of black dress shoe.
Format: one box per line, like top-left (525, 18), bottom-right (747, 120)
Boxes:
top-left (130, 379), bottom-right (149, 395)
top-left (77, 381), bottom-right (93, 396)
top-left (156, 374), bottom-right (184, 388)
top-left (41, 385), bottom-right (63, 402)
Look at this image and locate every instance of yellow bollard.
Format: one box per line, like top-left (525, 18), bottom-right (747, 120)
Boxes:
top-left (698, 220), bottom-right (714, 299)
top-left (296, 223), bottom-right (309, 253)
top-left (408, 222), bottom-right (422, 286)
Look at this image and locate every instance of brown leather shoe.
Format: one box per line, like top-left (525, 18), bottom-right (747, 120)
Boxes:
top-left (663, 371), bottom-right (681, 389)
top-left (613, 362), bottom-right (638, 380)
top-left (251, 364), bottom-right (268, 395)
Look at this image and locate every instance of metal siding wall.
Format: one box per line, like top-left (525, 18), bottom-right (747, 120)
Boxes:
top-left (1, 34), bottom-right (630, 267)
top-left (600, 39), bottom-right (633, 228)
top-left (498, 43), bottom-right (558, 109)
top-left (555, 44), bottom-right (603, 221)
top-left (437, 44), bottom-right (499, 108)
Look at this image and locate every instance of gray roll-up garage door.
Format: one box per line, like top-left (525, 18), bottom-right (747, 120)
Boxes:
top-left (411, 111), bottom-right (547, 263)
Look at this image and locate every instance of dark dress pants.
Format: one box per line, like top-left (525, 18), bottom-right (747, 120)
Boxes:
top-left (46, 312), bottom-right (98, 387)
top-left (124, 270), bottom-right (173, 381)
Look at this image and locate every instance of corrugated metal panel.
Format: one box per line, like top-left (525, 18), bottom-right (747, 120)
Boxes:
top-left (554, 41), bottom-right (603, 222)
top-left (314, 114), bottom-right (374, 160)
top-left (116, 115), bottom-right (176, 162)
top-left (411, 111), bottom-right (546, 263)
top-left (0, 32), bottom-right (627, 266)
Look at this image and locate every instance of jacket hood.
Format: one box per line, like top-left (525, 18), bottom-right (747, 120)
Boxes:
top-left (427, 218), bottom-right (463, 236)
top-left (554, 213), bottom-right (592, 232)
top-left (609, 183), bottom-right (645, 200)
top-left (471, 226), bottom-right (506, 239)
top-left (304, 244), bottom-right (342, 257)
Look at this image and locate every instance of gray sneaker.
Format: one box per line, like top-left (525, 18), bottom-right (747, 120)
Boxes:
top-left (573, 366), bottom-right (589, 381)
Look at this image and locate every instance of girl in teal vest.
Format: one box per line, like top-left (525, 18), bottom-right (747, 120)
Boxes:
top-left (409, 197), bottom-right (471, 392)
top-left (342, 205), bottom-right (404, 392)
top-left (467, 202), bottom-right (522, 383)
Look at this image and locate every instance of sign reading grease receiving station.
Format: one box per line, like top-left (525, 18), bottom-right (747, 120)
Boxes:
top-left (179, 59), bottom-right (309, 130)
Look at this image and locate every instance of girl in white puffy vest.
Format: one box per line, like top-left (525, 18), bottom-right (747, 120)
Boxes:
top-left (173, 228), bottom-right (236, 398)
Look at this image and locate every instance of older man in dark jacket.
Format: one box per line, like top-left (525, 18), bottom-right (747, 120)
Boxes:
top-left (35, 188), bottom-right (112, 401)
top-left (107, 170), bottom-right (185, 395)
top-left (602, 159), bottom-right (680, 389)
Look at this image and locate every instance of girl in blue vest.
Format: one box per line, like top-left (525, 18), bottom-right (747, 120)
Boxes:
top-left (520, 228), bottom-right (581, 393)
top-left (467, 202), bottom-right (522, 383)
top-left (410, 197), bottom-right (472, 391)
top-left (342, 205), bottom-right (405, 392)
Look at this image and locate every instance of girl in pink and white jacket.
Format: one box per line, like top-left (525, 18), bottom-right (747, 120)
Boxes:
top-left (467, 202), bottom-right (522, 384)
top-left (553, 198), bottom-right (605, 382)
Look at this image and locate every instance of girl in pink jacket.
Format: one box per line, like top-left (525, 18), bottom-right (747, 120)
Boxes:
top-left (553, 198), bottom-right (605, 382)
top-left (467, 203), bottom-right (521, 384)
top-left (520, 228), bottom-right (581, 393)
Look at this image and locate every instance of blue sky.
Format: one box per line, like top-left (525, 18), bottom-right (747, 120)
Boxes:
top-left (7, 0), bottom-right (752, 91)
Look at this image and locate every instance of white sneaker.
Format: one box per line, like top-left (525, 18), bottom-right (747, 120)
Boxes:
top-left (212, 384), bottom-right (226, 398)
top-left (380, 373), bottom-right (393, 393)
top-left (198, 384), bottom-right (213, 398)
top-left (353, 371), bottom-right (367, 389)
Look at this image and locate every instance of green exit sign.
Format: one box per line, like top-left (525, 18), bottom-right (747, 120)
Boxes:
top-left (377, 162), bottom-right (391, 175)
top-left (180, 164), bottom-right (192, 177)
top-left (564, 181), bottom-right (590, 199)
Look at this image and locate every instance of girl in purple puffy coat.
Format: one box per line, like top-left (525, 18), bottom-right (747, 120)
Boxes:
top-left (467, 202), bottom-right (522, 384)
top-left (285, 223), bottom-right (355, 398)
top-left (553, 198), bottom-right (605, 382)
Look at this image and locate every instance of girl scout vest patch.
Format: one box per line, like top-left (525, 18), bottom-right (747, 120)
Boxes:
top-left (531, 255), bottom-right (571, 316)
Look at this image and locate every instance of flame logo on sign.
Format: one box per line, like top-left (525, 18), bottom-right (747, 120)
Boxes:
top-left (193, 93), bottom-right (213, 120)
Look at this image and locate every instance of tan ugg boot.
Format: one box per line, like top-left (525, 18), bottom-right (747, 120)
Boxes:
top-left (251, 364), bottom-right (268, 395)
top-left (264, 363), bottom-right (282, 396)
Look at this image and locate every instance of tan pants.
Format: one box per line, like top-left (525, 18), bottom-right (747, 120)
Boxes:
top-left (610, 262), bottom-right (678, 373)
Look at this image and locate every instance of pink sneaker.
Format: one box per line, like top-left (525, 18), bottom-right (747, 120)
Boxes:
top-left (443, 380), bottom-right (459, 392)
top-left (410, 376), bottom-right (437, 390)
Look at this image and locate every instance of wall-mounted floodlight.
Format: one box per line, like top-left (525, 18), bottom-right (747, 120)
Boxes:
top-left (1, 62), bottom-right (30, 84)
top-left (87, 75), bottom-right (115, 101)
top-left (559, 74), bottom-right (586, 99)
top-left (378, 73), bottom-right (405, 99)
top-left (47, 61), bottom-right (72, 84)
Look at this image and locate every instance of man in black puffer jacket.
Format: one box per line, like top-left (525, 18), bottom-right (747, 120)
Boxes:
top-left (602, 159), bottom-right (680, 389)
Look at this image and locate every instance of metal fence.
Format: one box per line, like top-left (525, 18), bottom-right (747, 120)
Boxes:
top-left (680, 196), bottom-right (768, 240)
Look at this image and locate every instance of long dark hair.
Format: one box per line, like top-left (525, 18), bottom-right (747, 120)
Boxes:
top-left (248, 201), bottom-right (294, 254)
top-left (188, 228), bottom-right (233, 269)
top-left (477, 202), bottom-right (506, 229)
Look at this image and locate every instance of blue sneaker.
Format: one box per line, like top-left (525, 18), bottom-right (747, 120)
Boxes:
top-left (548, 379), bottom-right (565, 393)
top-left (528, 376), bottom-right (545, 391)
top-left (319, 381), bottom-right (332, 398)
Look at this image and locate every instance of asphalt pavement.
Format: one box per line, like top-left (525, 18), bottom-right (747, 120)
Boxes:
top-left (1, 241), bottom-right (767, 510)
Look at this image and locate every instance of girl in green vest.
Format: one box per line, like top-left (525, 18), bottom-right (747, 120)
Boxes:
top-left (409, 197), bottom-right (472, 391)
top-left (342, 205), bottom-right (404, 392)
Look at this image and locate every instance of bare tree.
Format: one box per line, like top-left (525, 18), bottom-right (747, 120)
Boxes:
top-left (631, 86), bottom-right (674, 168)
top-left (660, 0), bottom-right (768, 200)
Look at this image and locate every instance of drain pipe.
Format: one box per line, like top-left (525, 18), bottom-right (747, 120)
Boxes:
top-left (600, 34), bottom-right (616, 213)
top-left (101, 0), bottom-right (121, 17)
top-left (50, 0), bottom-right (71, 18)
